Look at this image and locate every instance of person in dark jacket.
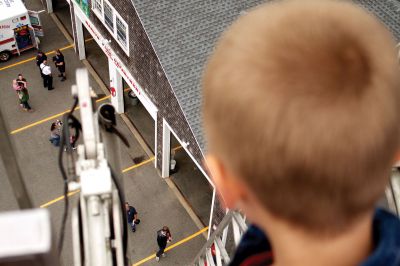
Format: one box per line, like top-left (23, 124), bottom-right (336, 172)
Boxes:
top-left (156, 226), bottom-right (172, 262)
top-left (230, 210), bottom-right (400, 266)
top-left (202, 1), bottom-right (400, 266)
top-left (53, 49), bottom-right (66, 81)
top-left (35, 51), bottom-right (47, 78)
top-left (125, 202), bottom-right (139, 232)
top-left (16, 74), bottom-right (27, 89)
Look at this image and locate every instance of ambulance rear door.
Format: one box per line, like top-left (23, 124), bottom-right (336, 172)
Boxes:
top-left (0, 17), bottom-right (18, 60)
top-left (27, 10), bottom-right (43, 37)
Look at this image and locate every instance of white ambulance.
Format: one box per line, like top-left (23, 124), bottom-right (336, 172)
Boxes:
top-left (0, 0), bottom-right (43, 62)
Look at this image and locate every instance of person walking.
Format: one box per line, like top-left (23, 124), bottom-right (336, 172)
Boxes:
top-left (36, 51), bottom-right (47, 78)
top-left (18, 85), bottom-right (32, 112)
top-left (156, 226), bottom-right (172, 262)
top-left (12, 75), bottom-right (32, 112)
top-left (54, 49), bottom-right (66, 81)
top-left (40, 59), bottom-right (54, 90)
top-left (125, 202), bottom-right (140, 232)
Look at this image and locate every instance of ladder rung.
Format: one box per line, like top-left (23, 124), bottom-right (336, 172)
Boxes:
top-left (232, 212), bottom-right (247, 232)
top-left (206, 249), bottom-right (216, 266)
top-left (215, 237), bottom-right (230, 264)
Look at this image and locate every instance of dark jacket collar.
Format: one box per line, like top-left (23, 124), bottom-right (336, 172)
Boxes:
top-left (230, 208), bottom-right (400, 266)
top-left (360, 209), bottom-right (400, 266)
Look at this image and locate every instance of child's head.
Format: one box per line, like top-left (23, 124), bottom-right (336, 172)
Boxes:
top-left (203, 0), bottom-right (400, 234)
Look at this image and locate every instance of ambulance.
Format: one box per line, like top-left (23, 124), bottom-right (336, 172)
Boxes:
top-left (0, 0), bottom-right (43, 62)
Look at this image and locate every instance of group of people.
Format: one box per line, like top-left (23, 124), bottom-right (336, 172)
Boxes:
top-left (10, 49), bottom-right (69, 147)
top-left (11, 49), bottom-right (66, 112)
top-left (36, 49), bottom-right (66, 90)
top-left (125, 202), bottom-right (172, 262)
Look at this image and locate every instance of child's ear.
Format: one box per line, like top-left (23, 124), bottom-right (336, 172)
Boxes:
top-left (205, 155), bottom-right (245, 209)
top-left (393, 152), bottom-right (400, 167)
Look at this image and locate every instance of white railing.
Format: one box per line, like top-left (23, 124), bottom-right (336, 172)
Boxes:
top-left (192, 211), bottom-right (247, 266)
top-left (386, 168), bottom-right (400, 217)
top-left (396, 43), bottom-right (400, 62)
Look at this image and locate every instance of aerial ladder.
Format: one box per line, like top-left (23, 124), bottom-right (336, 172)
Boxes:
top-left (0, 68), bottom-right (128, 266)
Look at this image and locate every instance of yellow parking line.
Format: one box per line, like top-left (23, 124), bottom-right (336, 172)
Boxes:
top-left (41, 192), bottom-right (207, 266)
top-left (10, 95), bottom-right (111, 134)
top-left (40, 154), bottom-right (155, 208)
top-left (132, 227), bottom-right (208, 266)
top-left (121, 146), bottom-right (182, 173)
top-left (11, 109), bottom-right (70, 134)
top-left (0, 38), bottom-right (94, 72)
top-left (10, 88), bottom-right (134, 135)
top-left (172, 146), bottom-right (183, 152)
top-left (0, 46), bottom-right (72, 71)
top-left (122, 157), bottom-right (154, 173)
top-left (40, 157), bottom-right (153, 208)
top-left (40, 145), bottom-right (182, 208)
top-left (40, 190), bottom-right (80, 208)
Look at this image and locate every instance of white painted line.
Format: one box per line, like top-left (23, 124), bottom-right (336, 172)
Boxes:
top-left (37, 9), bottom-right (46, 13)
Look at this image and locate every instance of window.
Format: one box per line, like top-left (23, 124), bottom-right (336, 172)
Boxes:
top-left (91, 0), bottom-right (129, 55)
top-left (103, 1), bottom-right (114, 31)
top-left (116, 16), bottom-right (127, 48)
top-left (93, 0), bottom-right (102, 15)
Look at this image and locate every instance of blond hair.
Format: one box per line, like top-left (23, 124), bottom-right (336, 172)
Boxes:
top-left (203, 0), bottom-right (400, 233)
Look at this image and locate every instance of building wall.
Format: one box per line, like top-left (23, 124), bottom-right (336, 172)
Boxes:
top-left (87, 0), bottom-right (204, 171)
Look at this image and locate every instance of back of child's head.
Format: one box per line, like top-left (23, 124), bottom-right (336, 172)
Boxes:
top-left (203, 0), bottom-right (400, 234)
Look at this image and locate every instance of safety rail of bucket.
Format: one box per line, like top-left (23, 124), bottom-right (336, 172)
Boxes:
top-left (387, 168), bottom-right (400, 217)
top-left (192, 211), bottom-right (247, 266)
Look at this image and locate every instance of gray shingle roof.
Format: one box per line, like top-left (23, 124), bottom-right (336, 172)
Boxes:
top-left (132, 0), bottom-right (400, 155)
top-left (132, 0), bottom-right (265, 153)
top-left (355, 0), bottom-right (400, 42)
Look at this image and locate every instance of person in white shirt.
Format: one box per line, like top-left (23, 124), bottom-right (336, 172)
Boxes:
top-left (40, 59), bottom-right (54, 90)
